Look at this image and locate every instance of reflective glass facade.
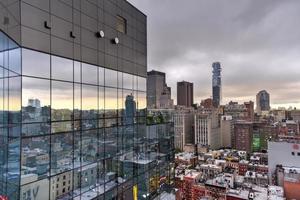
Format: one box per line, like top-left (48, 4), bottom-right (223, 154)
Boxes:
top-left (0, 40), bottom-right (150, 199)
top-left (0, 0), bottom-right (175, 199)
top-left (0, 30), bottom-right (22, 200)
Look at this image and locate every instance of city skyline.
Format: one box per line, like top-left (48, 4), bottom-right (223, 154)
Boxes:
top-left (129, 0), bottom-right (300, 108)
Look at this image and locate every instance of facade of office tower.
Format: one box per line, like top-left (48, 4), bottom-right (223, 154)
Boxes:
top-left (0, 0), bottom-right (162, 199)
top-left (212, 62), bottom-right (221, 107)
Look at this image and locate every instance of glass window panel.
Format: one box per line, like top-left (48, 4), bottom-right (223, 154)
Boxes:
top-left (123, 90), bottom-right (136, 125)
top-left (22, 77), bottom-right (50, 123)
top-left (22, 122), bottom-right (50, 136)
top-left (116, 15), bottom-right (127, 34)
top-left (9, 76), bottom-right (21, 124)
top-left (51, 121), bottom-right (72, 133)
top-left (82, 84), bottom-right (98, 119)
top-left (123, 125), bottom-right (134, 151)
top-left (99, 86), bottom-right (104, 118)
top-left (123, 73), bottom-right (133, 90)
top-left (8, 47), bottom-right (21, 74)
top-left (98, 119), bottom-right (104, 128)
top-left (74, 61), bottom-right (81, 83)
top-left (105, 69), bottom-right (118, 88)
top-left (81, 130), bottom-right (97, 164)
top-left (105, 88), bottom-right (118, 118)
top-left (74, 120), bottom-right (81, 131)
top-left (118, 72), bottom-right (122, 89)
top-left (51, 81), bottom-right (73, 121)
top-left (21, 136), bottom-right (50, 180)
top-left (99, 67), bottom-right (104, 86)
top-left (74, 84), bottom-right (81, 120)
top-left (133, 75), bottom-right (138, 91)
top-left (52, 56), bottom-right (73, 81)
top-left (105, 127), bottom-right (118, 158)
top-left (105, 118), bottom-right (118, 128)
top-left (98, 129), bottom-right (105, 160)
top-left (51, 81), bottom-right (73, 122)
top-left (137, 92), bottom-right (146, 116)
top-left (82, 119), bottom-right (97, 130)
top-left (79, 162), bottom-right (98, 194)
top-left (21, 179), bottom-right (49, 200)
top-left (138, 77), bottom-right (146, 92)
top-left (50, 171), bottom-right (72, 199)
top-left (0, 51), bottom-right (4, 67)
top-left (22, 49), bottom-right (50, 78)
top-left (82, 63), bottom-right (97, 85)
top-left (51, 132), bottom-right (73, 175)
top-left (74, 132), bottom-right (81, 168)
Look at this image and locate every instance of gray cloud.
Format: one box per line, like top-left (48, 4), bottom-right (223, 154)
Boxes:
top-left (129, 0), bottom-right (300, 108)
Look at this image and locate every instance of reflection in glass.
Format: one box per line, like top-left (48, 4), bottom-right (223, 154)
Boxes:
top-left (105, 88), bottom-right (118, 118)
top-left (21, 136), bottom-right (50, 181)
top-left (22, 49), bottom-right (50, 78)
top-left (74, 61), bottom-right (81, 83)
top-left (9, 76), bottom-right (21, 123)
top-left (51, 133), bottom-right (73, 175)
top-left (105, 69), bottom-right (118, 88)
top-left (123, 73), bottom-right (133, 90)
top-left (99, 86), bottom-right (104, 118)
top-left (137, 92), bottom-right (146, 116)
top-left (51, 81), bottom-right (73, 121)
top-left (22, 122), bottom-right (50, 136)
top-left (82, 84), bottom-right (98, 119)
top-left (74, 84), bottom-right (81, 120)
top-left (50, 171), bottom-right (72, 200)
top-left (138, 77), bottom-right (146, 92)
top-left (22, 77), bottom-right (50, 123)
top-left (8, 48), bottom-right (21, 74)
top-left (99, 67), bottom-right (104, 86)
top-left (52, 56), bottom-right (73, 81)
top-left (0, 29), bottom-right (152, 199)
top-left (82, 63), bottom-right (97, 85)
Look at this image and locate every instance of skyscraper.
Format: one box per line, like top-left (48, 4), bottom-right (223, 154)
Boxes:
top-left (147, 70), bottom-right (173, 109)
top-left (124, 94), bottom-right (136, 125)
top-left (177, 81), bottom-right (194, 107)
top-left (0, 1), bottom-right (150, 199)
top-left (194, 111), bottom-right (220, 149)
top-left (256, 90), bottom-right (271, 113)
top-left (212, 62), bottom-right (222, 107)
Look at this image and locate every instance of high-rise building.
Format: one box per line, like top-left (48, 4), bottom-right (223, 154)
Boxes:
top-left (124, 94), bottom-right (136, 125)
top-left (244, 101), bottom-right (254, 121)
top-left (177, 81), bottom-right (194, 107)
top-left (147, 70), bottom-right (173, 109)
top-left (212, 62), bottom-right (222, 107)
top-left (0, 1), bottom-right (151, 199)
top-left (256, 90), bottom-right (271, 113)
top-left (220, 115), bottom-right (233, 148)
top-left (173, 110), bottom-right (194, 150)
top-left (233, 121), bottom-right (253, 152)
top-left (194, 110), bottom-right (220, 149)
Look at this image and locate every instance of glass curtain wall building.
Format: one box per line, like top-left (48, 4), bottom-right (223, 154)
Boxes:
top-left (0, 0), bottom-right (154, 199)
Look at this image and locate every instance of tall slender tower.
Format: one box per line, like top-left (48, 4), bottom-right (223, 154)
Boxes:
top-left (212, 62), bottom-right (222, 107)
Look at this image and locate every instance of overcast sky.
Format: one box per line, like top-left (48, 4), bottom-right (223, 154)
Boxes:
top-left (128, 0), bottom-right (300, 108)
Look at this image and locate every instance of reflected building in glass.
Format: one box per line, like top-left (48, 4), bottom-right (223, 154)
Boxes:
top-left (0, 0), bottom-right (155, 199)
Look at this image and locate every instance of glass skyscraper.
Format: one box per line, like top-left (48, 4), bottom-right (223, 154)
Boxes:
top-left (0, 0), bottom-right (173, 199)
top-left (212, 62), bottom-right (222, 107)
